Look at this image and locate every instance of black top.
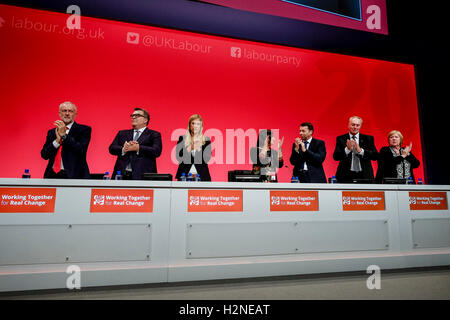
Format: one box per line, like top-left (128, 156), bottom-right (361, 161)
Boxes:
top-left (175, 135), bottom-right (212, 181)
top-left (376, 146), bottom-right (420, 183)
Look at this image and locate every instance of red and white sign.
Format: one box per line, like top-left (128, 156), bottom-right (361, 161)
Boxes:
top-left (270, 190), bottom-right (318, 211)
top-left (188, 190), bottom-right (243, 212)
top-left (342, 191), bottom-right (385, 211)
top-left (90, 189), bottom-right (154, 213)
top-left (409, 192), bottom-right (448, 211)
top-left (0, 187), bottom-right (56, 213)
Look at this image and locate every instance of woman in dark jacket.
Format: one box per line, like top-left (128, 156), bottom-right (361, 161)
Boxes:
top-left (175, 114), bottom-right (211, 181)
top-left (250, 129), bottom-right (284, 182)
top-left (376, 130), bottom-right (420, 183)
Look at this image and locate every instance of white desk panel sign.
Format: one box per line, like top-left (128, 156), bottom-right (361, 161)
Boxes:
top-left (0, 224), bottom-right (70, 265)
top-left (186, 222), bottom-right (301, 258)
top-left (0, 224), bottom-right (152, 265)
top-left (64, 224), bottom-right (152, 263)
top-left (186, 220), bottom-right (389, 259)
top-left (412, 218), bottom-right (450, 249)
top-left (295, 220), bottom-right (389, 253)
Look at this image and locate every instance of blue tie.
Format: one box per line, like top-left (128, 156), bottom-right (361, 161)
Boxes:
top-left (133, 130), bottom-right (140, 141)
top-left (302, 141), bottom-right (309, 170)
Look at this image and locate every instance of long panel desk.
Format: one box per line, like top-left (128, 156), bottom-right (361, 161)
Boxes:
top-left (0, 179), bottom-right (449, 292)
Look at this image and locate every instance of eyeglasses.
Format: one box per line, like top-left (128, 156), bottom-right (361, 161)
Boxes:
top-left (130, 114), bottom-right (145, 119)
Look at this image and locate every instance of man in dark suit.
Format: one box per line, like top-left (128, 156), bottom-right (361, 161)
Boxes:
top-left (41, 101), bottom-right (91, 179)
top-left (289, 122), bottom-right (327, 183)
top-left (333, 116), bottom-right (378, 183)
top-left (109, 107), bottom-right (162, 180)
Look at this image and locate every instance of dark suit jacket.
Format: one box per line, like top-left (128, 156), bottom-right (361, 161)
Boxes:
top-left (289, 138), bottom-right (327, 183)
top-left (332, 133), bottom-right (378, 182)
top-left (41, 122), bottom-right (91, 179)
top-left (376, 146), bottom-right (420, 183)
top-left (175, 135), bottom-right (211, 181)
top-left (109, 127), bottom-right (162, 180)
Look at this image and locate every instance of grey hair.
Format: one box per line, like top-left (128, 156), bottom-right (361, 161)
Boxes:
top-left (348, 116), bottom-right (363, 124)
top-left (59, 101), bottom-right (77, 112)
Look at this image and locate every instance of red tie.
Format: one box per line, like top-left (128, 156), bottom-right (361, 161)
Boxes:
top-left (54, 127), bottom-right (68, 173)
top-left (53, 146), bottom-right (62, 173)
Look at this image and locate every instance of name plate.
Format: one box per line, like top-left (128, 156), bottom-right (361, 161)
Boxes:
top-left (90, 189), bottom-right (154, 212)
top-left (270, 190), bottom-right (318, 211)
top-left (342, 191), bottom-right (385, 211)
top-left (0, 187), bottom-right (56, 213)
top-left (188, 190), bottom-right (243, 212)
top-left (409, 192), bottom-right (448, 211)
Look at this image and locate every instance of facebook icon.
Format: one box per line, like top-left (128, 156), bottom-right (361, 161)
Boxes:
top-left (231, 47), bottom-right (242, 58)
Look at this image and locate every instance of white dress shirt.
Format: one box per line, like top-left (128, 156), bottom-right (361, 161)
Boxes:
top-left (302, 137), bottom-right (312, 170)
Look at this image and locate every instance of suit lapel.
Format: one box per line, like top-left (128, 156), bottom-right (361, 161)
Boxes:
top-left (137, 127), bottom-right (148, 143)
top-left (343, 134), bottom-right (350, 144)
top-left (359, 134), bottom-right (365, 147)
top-left (309, 138), bottom-right (316, 151)
top-left (128, 129), bottom-right (134, 142)
top-left (68, 122), bottom-right (78, 137)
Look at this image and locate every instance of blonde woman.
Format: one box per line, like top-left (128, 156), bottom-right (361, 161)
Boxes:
top-left (175, 114), bottom-right (211, 181)
top-left (376, 130), bottom-right (420, 183)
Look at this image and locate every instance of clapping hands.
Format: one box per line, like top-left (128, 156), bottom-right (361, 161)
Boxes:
top-left (402, 142), bottom-right (412, 157)
top-left (54, 120), bottom-right (67, 143)
top-left (123, 141), bottom-right (139, 153)
top-left (346, 139), bottom-right (361, 153)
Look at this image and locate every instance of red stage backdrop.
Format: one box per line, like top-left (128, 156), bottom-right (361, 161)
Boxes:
top-left (0, 5), bottom-right (423, 182)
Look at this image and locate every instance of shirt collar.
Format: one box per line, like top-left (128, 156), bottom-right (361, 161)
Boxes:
top-left (135, 127), bottom-right (146, 133)
top-left (349, 132), bottom-right (359, 139)
top-left (66, 122), bottom-right (74, 130)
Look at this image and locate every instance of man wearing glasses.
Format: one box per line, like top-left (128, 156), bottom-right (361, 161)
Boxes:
top-left (109, 107), bottom-right (162, 180)
top-left (41, 101), bottom-right (91, 179)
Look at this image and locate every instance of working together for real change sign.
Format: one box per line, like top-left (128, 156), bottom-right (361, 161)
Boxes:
top-left (0, 188), bottom-right (56, 212)
top-left (90, 189), bottom-right (154, 212)
top-left (188, 190), bottom-right (243, 212)
top-left (342, 191), bottom-right (385, 211)
top-left (409, 192), bottom-right (448, 210)
top-left (270, 190), bottom-right (319, 211)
